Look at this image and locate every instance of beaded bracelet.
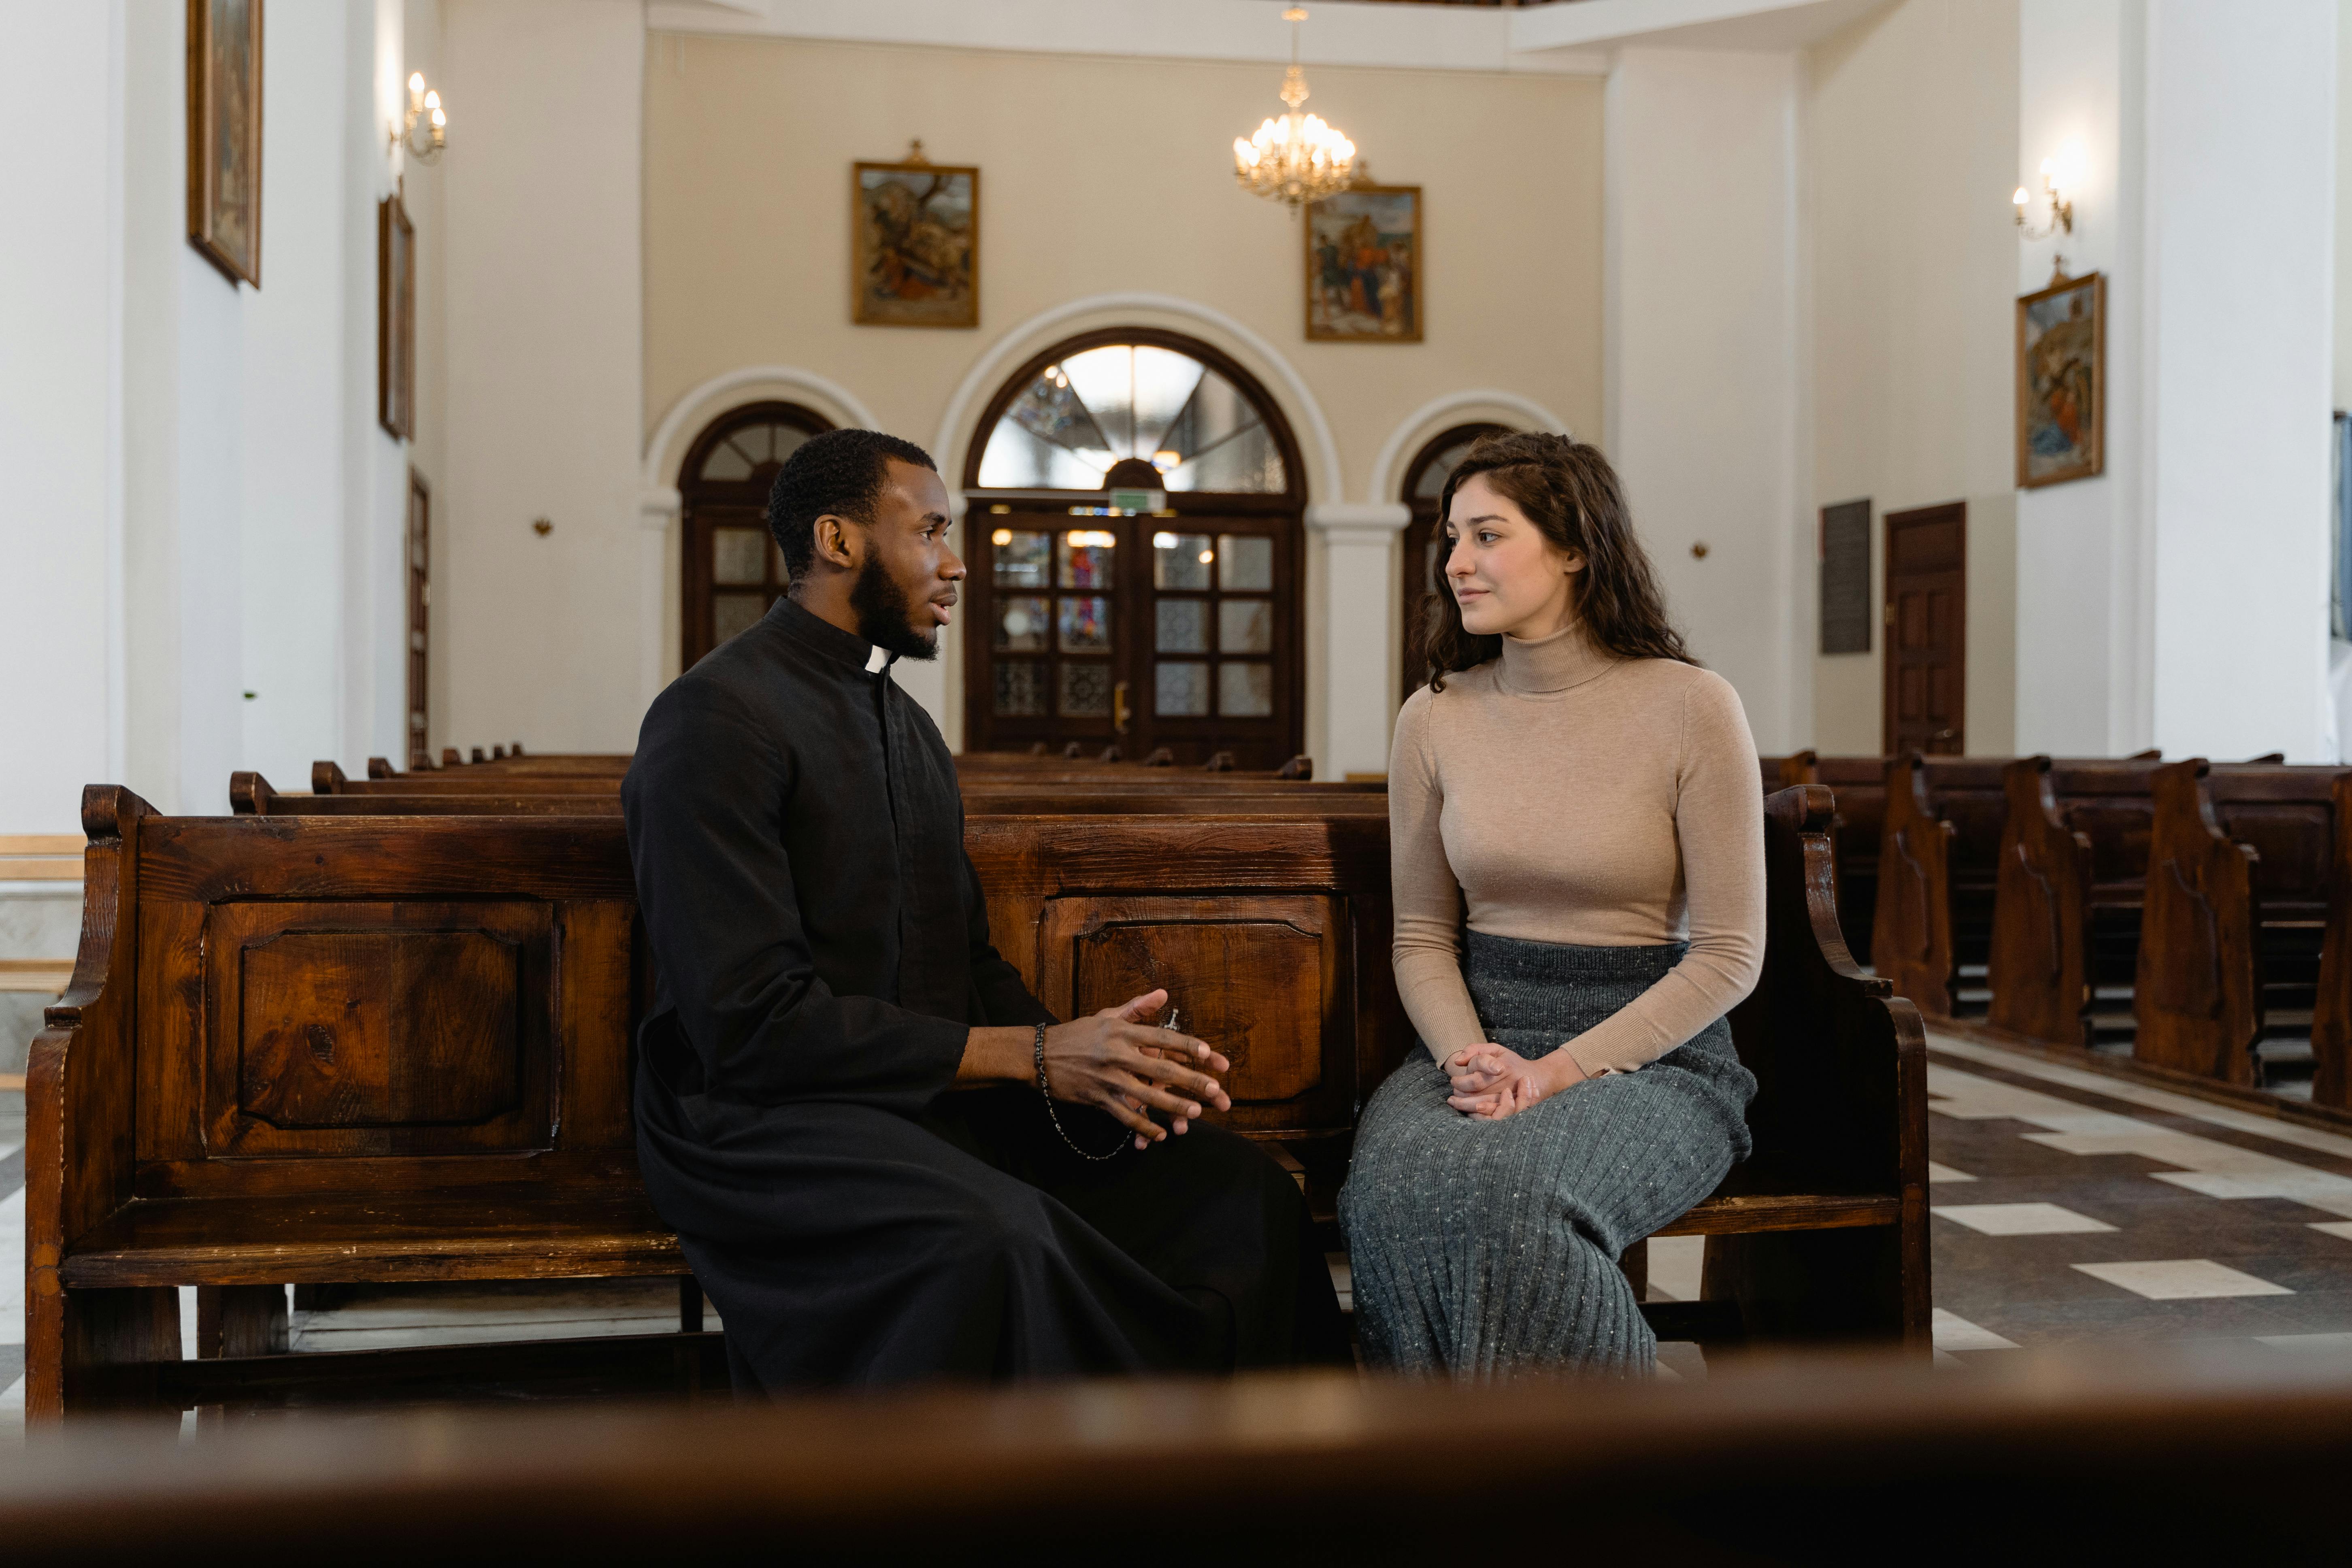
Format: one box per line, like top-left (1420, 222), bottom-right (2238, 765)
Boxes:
top-left (1034, 1021), bottom-right (1128, 1161)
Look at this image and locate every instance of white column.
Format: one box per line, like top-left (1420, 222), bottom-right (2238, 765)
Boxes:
top-left (1605, 48), bottom-right (1804, 751)
top-left (2140, 0), bottom-right (2335, 761)
top-left (1307, 502), bottom-right (1411, 778)
top-left (0, 1), bottom-right (123, 829)
top-left (441, 0), bottom-right (645, 753)
top-left (2014, 0), bottom-right (2134, 755)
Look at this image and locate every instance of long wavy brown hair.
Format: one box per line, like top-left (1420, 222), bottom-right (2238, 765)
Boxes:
top-left (1422, 431), bottom-right (1694, 691)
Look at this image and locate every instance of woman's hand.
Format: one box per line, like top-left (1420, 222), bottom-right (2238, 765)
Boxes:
top-left (1043, 988), bottom-right (1232, 1150)
top-left (1445, 1042), bottom-right (1588, 1121)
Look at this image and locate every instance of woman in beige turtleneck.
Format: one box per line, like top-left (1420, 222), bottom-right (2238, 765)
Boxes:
top-left (1337, 431), bottom-right (1763, 1377)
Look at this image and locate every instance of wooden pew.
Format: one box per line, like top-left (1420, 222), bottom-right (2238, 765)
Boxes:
top-left (23, 790), bottom-right (699, 1422)
top-left (2135, 760), bottom-right (2352, 1098)
top-left (12, 1350), bottom-right (2352, 1560)
top-left (28, 781), bottom-right (1919, 1417)
top-left (1985, 756), bottom-right (2164, 1050)
top-left (315, 762), bottom-right (620, 798)
top-left (234, 774), bottom-right (624, 818)
top-left (1780, 755), bottom-right (1888, 964)
top-left (1869, 756), bottom-right (2007, 1019)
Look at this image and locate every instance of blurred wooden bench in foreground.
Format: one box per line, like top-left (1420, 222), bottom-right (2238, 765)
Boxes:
top-left (3, 1349), bottom-right (2348, 1561)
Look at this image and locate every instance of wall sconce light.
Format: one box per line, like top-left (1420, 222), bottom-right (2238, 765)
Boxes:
top-left (392, 71), bottom-right (448, 164)
top-left (2014, 156), bottom-right (2074, 242)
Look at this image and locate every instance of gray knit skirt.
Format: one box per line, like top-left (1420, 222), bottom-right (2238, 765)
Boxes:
top-left (1339, 932), bottom-right (1756, 1377)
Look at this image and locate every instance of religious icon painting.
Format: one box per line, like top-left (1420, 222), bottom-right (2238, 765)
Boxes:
top-left (852, 144), bottom-right (979, 328)
top-left (2016, 268), bottom-right (2104, 488)
top-left (378, 192), bottom-right (416, 440)
top-left (1305, 185), bottom-right (1422, 343)
top-left (187, 0), bottom-right (264, 287)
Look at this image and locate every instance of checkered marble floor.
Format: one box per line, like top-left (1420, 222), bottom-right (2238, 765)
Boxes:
top-left (1921, 1032), bottom-right (2352, 1362)
top-left (10, 1029), bottom-right (2352, 1425)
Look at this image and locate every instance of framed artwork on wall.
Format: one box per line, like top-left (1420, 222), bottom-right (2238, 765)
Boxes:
top-left (852, 143), bottom-right (979, 328)
top-left (2016, 268), bottom-right (2104, 488)
top-left (378, 191), bottom-right (415, 440)
top-left (187, 0), bottom-right (264, 287)
top-left (1305, 184), bottom-right (1421, 343)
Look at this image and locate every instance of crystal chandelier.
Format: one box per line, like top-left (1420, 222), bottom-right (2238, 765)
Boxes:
top-left (1232, 7), bottom-right (1358, 210)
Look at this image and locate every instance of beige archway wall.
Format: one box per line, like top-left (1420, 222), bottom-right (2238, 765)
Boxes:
top-left (926, 295), bottom-right (1335, 756)
top-left (639, 367), bottom-right (882, 700)
top-left (642, 32), bottom-right (1604, 762)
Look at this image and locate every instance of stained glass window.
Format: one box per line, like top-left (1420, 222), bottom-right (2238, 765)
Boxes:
top-left (974, 344), bottom-right (1287, 493)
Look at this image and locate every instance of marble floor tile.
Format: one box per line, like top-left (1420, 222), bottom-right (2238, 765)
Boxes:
top-left (1931, 1202), bottom-right (2118, 1236)
top-left (1931, 1308), bottom-right (2018, 1351)
top-left (1931, 1032), bottom-right (2352, 1163)
top-left (1926, 1162), bottom-right (1976, 1183)
top-left (2073, 1259), bottom-right (2293, 1300)
top-left (1646, 1235), bottom-right (1704, 1302)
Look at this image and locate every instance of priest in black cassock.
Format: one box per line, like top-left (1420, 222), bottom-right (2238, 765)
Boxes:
top-left (624, 428), bottom-right (1348, 1391)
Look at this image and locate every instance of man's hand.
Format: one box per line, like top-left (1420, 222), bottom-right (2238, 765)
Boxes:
top-left (1045, 988), bottom-right (1231, 1149)
top-left (1445, 1042), bottom-right (1587, 1121)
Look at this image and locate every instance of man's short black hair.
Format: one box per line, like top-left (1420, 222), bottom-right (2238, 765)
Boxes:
top-left (768, 428), bottom-right (939, 584)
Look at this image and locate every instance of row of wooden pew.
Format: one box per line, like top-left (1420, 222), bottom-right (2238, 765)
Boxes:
top-left (1767, 750), bottom-right (2350, 1106)
top-left (24, 748), bottom-right (1926, 1418)
top-left (237, 740), bottom-right (2352, 1105)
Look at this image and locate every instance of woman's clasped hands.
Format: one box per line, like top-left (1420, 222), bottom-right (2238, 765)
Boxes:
top-left (1445, 1040), bottom-right (1589, 1120)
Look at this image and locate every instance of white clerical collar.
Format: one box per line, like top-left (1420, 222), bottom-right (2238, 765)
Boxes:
top-left (864, 645), bottom-right (890, 675)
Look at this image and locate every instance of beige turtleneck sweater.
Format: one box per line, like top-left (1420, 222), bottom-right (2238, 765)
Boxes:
top-left (1389, 622), bottom-right (1765, 1077)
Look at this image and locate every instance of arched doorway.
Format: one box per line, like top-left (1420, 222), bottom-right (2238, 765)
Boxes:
top-left (961, 328), bottom-right (1307, 767)
top-left (678, 400), bottom-right (835, 667)
top-left (1398, 422), bottom-right (1511, 697)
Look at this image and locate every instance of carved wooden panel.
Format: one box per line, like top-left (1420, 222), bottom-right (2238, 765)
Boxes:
top-left (2133, 763), bottom-right (2260, 1085)
top-left (1034, 894), bottom-right (1350, 1134)
top-left (1871, 758), bottom-right (1956, 1019)
top-left (202, 901), bottom-right (556, 1157)
top-left (1986, 759), bottom-right (2095, 1050)
top-left (238, 930), bottom-right (521, 1129)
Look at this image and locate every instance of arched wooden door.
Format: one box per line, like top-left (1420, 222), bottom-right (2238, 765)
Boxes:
top-left (961, 330), bottom-right (1307, 768)
top-left (679, 401), bottom-right (834, 668)
top-left (1398, 422), bottom-right (1510, 698)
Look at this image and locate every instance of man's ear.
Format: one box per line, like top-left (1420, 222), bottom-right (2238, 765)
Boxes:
top-left (811, 513), bottom-right (860, 572)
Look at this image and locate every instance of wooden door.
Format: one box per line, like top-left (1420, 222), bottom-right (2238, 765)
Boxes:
top-left (968, 509), bottom-right (1299, 768)
top-left (405, 470), bottom-right (430, 768)
top-left (678, 403), bottom-right (833, 668)
top-left (1883, 503), bottom-right (1965, 755)
top-left (1397, 423), bottom-right (1509, 699)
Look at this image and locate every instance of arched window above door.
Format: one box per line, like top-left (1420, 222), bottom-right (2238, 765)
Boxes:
top-left (1400, 421), bottom-right (1512, 698)
top-left (678, 401), bottom-right (834, 667)
top-left (961, 329), bottom-right (1305, 766)
top-left (692, 415), bottom-right (819, 484)
top-left (973, 342), bottom-right (1288, 494)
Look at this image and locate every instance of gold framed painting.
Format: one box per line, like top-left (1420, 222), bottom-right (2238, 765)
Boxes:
top-left (187, 0), bottom-right (264, 287)
top-left (852, 149), bottom-right (979, 328)
top-left (379, 191), bottom-right (415, 441)
top-left (2016, 268), bottom-right (2104, 488)
top-left (1305, 185), bottom-right (1422, 343)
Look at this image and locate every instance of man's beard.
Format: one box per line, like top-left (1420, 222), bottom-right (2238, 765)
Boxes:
top-left (849, 551), bottom-right (941, 662)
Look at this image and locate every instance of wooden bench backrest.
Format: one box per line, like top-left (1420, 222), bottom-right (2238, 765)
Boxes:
top-left (2202, 763), bottom-right (2350, 913)
top-left (43, 791), bottom-right (1403, 1245)
top-left (2133, 761), bottom-right (2349, 1089)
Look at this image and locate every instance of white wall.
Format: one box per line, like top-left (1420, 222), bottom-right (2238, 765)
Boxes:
top-left (1807, 0), bottom-right (2020, 756)
top-left (4, 0), bottom-right (416, 819)
top-left (241, 0), bottom-right (357, 794)
top-left (2141, 0), bottom-right (2335, 762)
top-left (441, 0), bottom-right (646, 754)
top-left (1605, 47), bottom-right (1804, 750)
top-left (0, 1), bottom-right (122, 831)
top-left (2014, 0), bottom-right (2135, 756)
